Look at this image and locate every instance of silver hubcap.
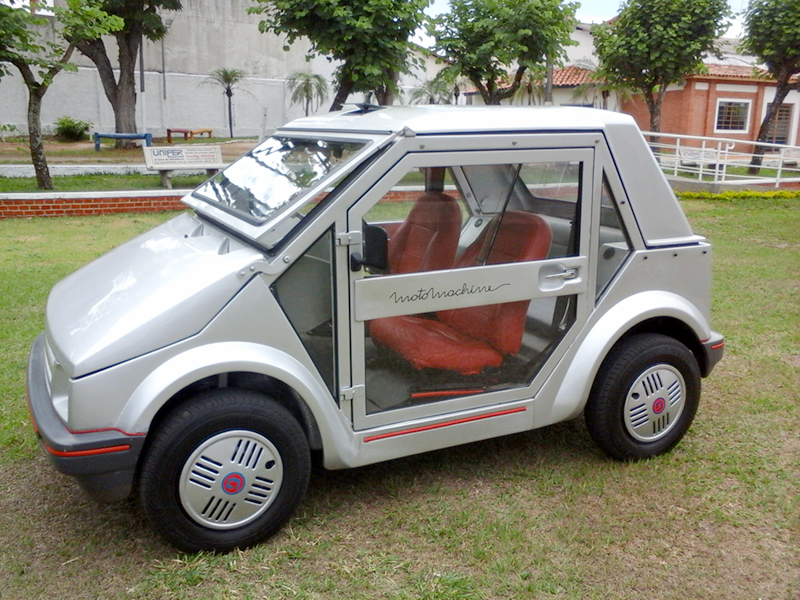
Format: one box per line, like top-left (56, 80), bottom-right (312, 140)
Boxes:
top-left (179, 430), bottom-right (284, 530)
top-left (624, 364), bottom-right (685, 443)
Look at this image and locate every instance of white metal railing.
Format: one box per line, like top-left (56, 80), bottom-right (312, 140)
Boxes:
top-left (642, 131), bottom-right (800, 188)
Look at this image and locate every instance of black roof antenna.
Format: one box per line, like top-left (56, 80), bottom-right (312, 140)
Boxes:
top-left (351, 103), bottom-right (386, 114)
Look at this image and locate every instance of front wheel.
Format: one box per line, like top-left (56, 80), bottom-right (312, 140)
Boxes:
top-left (585, 333), bottom-right (701, 461)
top-left (138, 389), bottom-right (311, 552)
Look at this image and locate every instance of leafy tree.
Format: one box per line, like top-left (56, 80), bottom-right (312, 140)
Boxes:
top-left (429, 0), bottom-right (578, 106)
top-left (0, 0), bottom-right (122, 189)
top-left (286, 71), bottom-right (329, 116)
top-left (205, 67), bottom-right (247, 137)
top-left (592, 0), bottom-right (729, 133)
top-left (740, 0), bottom-right (800, 169)
top-left (250, 0), bottom-right (428, 111)
top-left (70, 0), bottom-right (181, 146)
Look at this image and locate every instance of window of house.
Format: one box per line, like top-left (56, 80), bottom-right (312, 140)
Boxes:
top-left (715, 100), bottom-right (750, 133)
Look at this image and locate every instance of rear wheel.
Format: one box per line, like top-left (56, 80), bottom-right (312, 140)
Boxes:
top-left (585, 333), bottom-right (701, 460)
top-left (139, 389), bottom-right (310, 552)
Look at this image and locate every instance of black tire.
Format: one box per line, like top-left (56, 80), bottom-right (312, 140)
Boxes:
top-left (585, 333), bottom-right (701, 461)
top-left (138, 388), bottom-right (311, 552)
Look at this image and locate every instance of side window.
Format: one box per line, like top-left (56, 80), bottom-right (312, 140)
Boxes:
top-left (360, 160), bottom-right (582, 415)
top-left (596, 174), bottom-right (632, 298)
top-left (272, 229), bottom-right (337, 396)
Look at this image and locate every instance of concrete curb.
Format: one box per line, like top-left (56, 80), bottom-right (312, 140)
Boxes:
top-left (0, 163), bottom-right (213, 177)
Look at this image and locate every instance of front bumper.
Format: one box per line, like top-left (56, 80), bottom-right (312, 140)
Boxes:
top-left (26, 333), bottom-right (145, 502)
top-left (700, 330), bottom-right (725, 377)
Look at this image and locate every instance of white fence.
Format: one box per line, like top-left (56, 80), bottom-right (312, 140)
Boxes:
top-left (643, 131), bottom-right (800, 188)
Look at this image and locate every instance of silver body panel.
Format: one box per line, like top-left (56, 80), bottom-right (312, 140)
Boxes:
top-left (28, 106), bottom-right (722, 500)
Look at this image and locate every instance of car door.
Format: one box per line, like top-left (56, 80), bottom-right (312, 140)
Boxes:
top-left (340, 140), bottom-right (596, 432)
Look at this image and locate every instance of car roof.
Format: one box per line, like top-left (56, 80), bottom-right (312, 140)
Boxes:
top-left (279, 105), bottom-right (636, 136)
top-left (279, 105), bottom-right (698, 247)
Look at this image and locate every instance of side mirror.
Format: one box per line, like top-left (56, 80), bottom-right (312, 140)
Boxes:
top-left (350, 224), bottom-right (389, 273)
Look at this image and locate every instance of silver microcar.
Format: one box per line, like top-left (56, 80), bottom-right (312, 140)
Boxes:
top-left (27, 105), bottom-right (724, 552)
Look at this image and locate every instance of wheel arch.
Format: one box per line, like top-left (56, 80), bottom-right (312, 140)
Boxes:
top-left (540, 291), bottom-right (710, 426)
top-left (145, 371), bottom-right (324, 452)
top-left (116, 342), bottom-right (355, 466)
top-left (622, 316), bottom-right (709, 376)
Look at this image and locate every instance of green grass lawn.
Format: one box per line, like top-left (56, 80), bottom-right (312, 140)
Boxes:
top-left (0, 173), bottom-right (209, 193)
top-left (0, 197), bottom-right (797, 599)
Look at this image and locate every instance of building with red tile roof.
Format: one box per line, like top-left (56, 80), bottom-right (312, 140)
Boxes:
top-left (619, 62), bottom-right (799, 146)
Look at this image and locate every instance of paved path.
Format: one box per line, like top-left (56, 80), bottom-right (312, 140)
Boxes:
top-left (1, 163), bottom-right (172, 177)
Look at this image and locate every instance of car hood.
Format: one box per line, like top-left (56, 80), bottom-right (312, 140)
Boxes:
top-left (46, 213), bottom-right (264, 378)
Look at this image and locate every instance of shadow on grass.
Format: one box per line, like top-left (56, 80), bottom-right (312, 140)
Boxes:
top-left (1, 417), bottom-right (598, 563)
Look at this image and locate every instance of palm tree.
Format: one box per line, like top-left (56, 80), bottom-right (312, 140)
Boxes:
top-left (568, 59), bottom-right (633, 111)
top-left (512, 68), bottom-right (547, 106)
top-left (286, 72), bottom-right (329, 116)
top-left (205, 68), bottom-right (247, 137)
top-left (409, 78), bottom-right (453, 104)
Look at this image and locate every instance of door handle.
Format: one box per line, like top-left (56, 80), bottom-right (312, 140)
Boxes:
top-left (544, 267), bottom-right (579, 280)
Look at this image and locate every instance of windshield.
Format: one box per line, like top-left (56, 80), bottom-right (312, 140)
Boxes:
top-left (193, 136), bottom-right (368, 225)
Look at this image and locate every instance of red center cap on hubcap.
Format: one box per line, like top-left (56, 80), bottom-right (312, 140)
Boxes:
top-left (652, 398), bottom-right (666, 414)
top-left (222, 472), bottom-right (246, 495)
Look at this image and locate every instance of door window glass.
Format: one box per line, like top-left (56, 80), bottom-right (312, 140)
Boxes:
top-left (361, 161), bottom-right (582, 414)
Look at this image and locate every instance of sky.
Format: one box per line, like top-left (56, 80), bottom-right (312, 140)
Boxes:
top-left (427, 0), bottom-right (748, 38)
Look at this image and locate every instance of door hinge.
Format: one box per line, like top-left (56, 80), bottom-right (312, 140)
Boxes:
top-left (335, 231), bottom-right (362, 247)
top-left (339, 384), bottom-right (364, 403)
top-left (339, 387), bottom-right (356, 403)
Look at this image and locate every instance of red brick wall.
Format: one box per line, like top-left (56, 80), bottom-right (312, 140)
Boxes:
top-left (0, 193), bottom-right (186, 219)
top-left (0, 190), bottom-right (423, 220)
top-left (620, 77), bottom-right (790, 153)
top-left (620, 87), bottom-right (696, 134)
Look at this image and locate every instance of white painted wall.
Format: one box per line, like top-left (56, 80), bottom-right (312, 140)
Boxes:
top-left (0, 0), bottom-right (450, 138)
top-left (0, 0), bottom-right (341, 137)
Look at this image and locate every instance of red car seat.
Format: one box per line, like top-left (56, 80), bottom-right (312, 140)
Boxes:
top-left (386, 191), bottom-right (462, 274)
top-left (371, 211), bottom-right (552, 375)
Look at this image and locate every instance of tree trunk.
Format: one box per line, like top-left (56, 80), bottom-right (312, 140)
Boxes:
top-left (226, 90), bottom-right (234, 137)
top-left (11, 59), bottom-right (54, 189)
top-left (374, 86), bottom-right (394, 106)
top-left (748, 77), bottom-right (794, 174)
top-left (477, 66), bottom-right (527, 106)
top-left (330, 77), bottom-right (354, 111)
top-left (75, 31), bottom-right (141, 148)
top-left (74, 37), bottom-right (118, 113)
top-left (643, 86), bottom-right (666, 145)
top-left (11, 46), bottom-right (76, 190)
top-left (374, 70), bottom-right (399, 106)
top-left (27, 84), bottom-right (53, 190)
top-left (477, 79), bottom-right (501, 105)
top-left (113, 30), bottom-right (141, 147)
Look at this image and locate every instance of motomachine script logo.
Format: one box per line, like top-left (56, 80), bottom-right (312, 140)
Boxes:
top-left (389, 282), bottom-right (510, 304)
